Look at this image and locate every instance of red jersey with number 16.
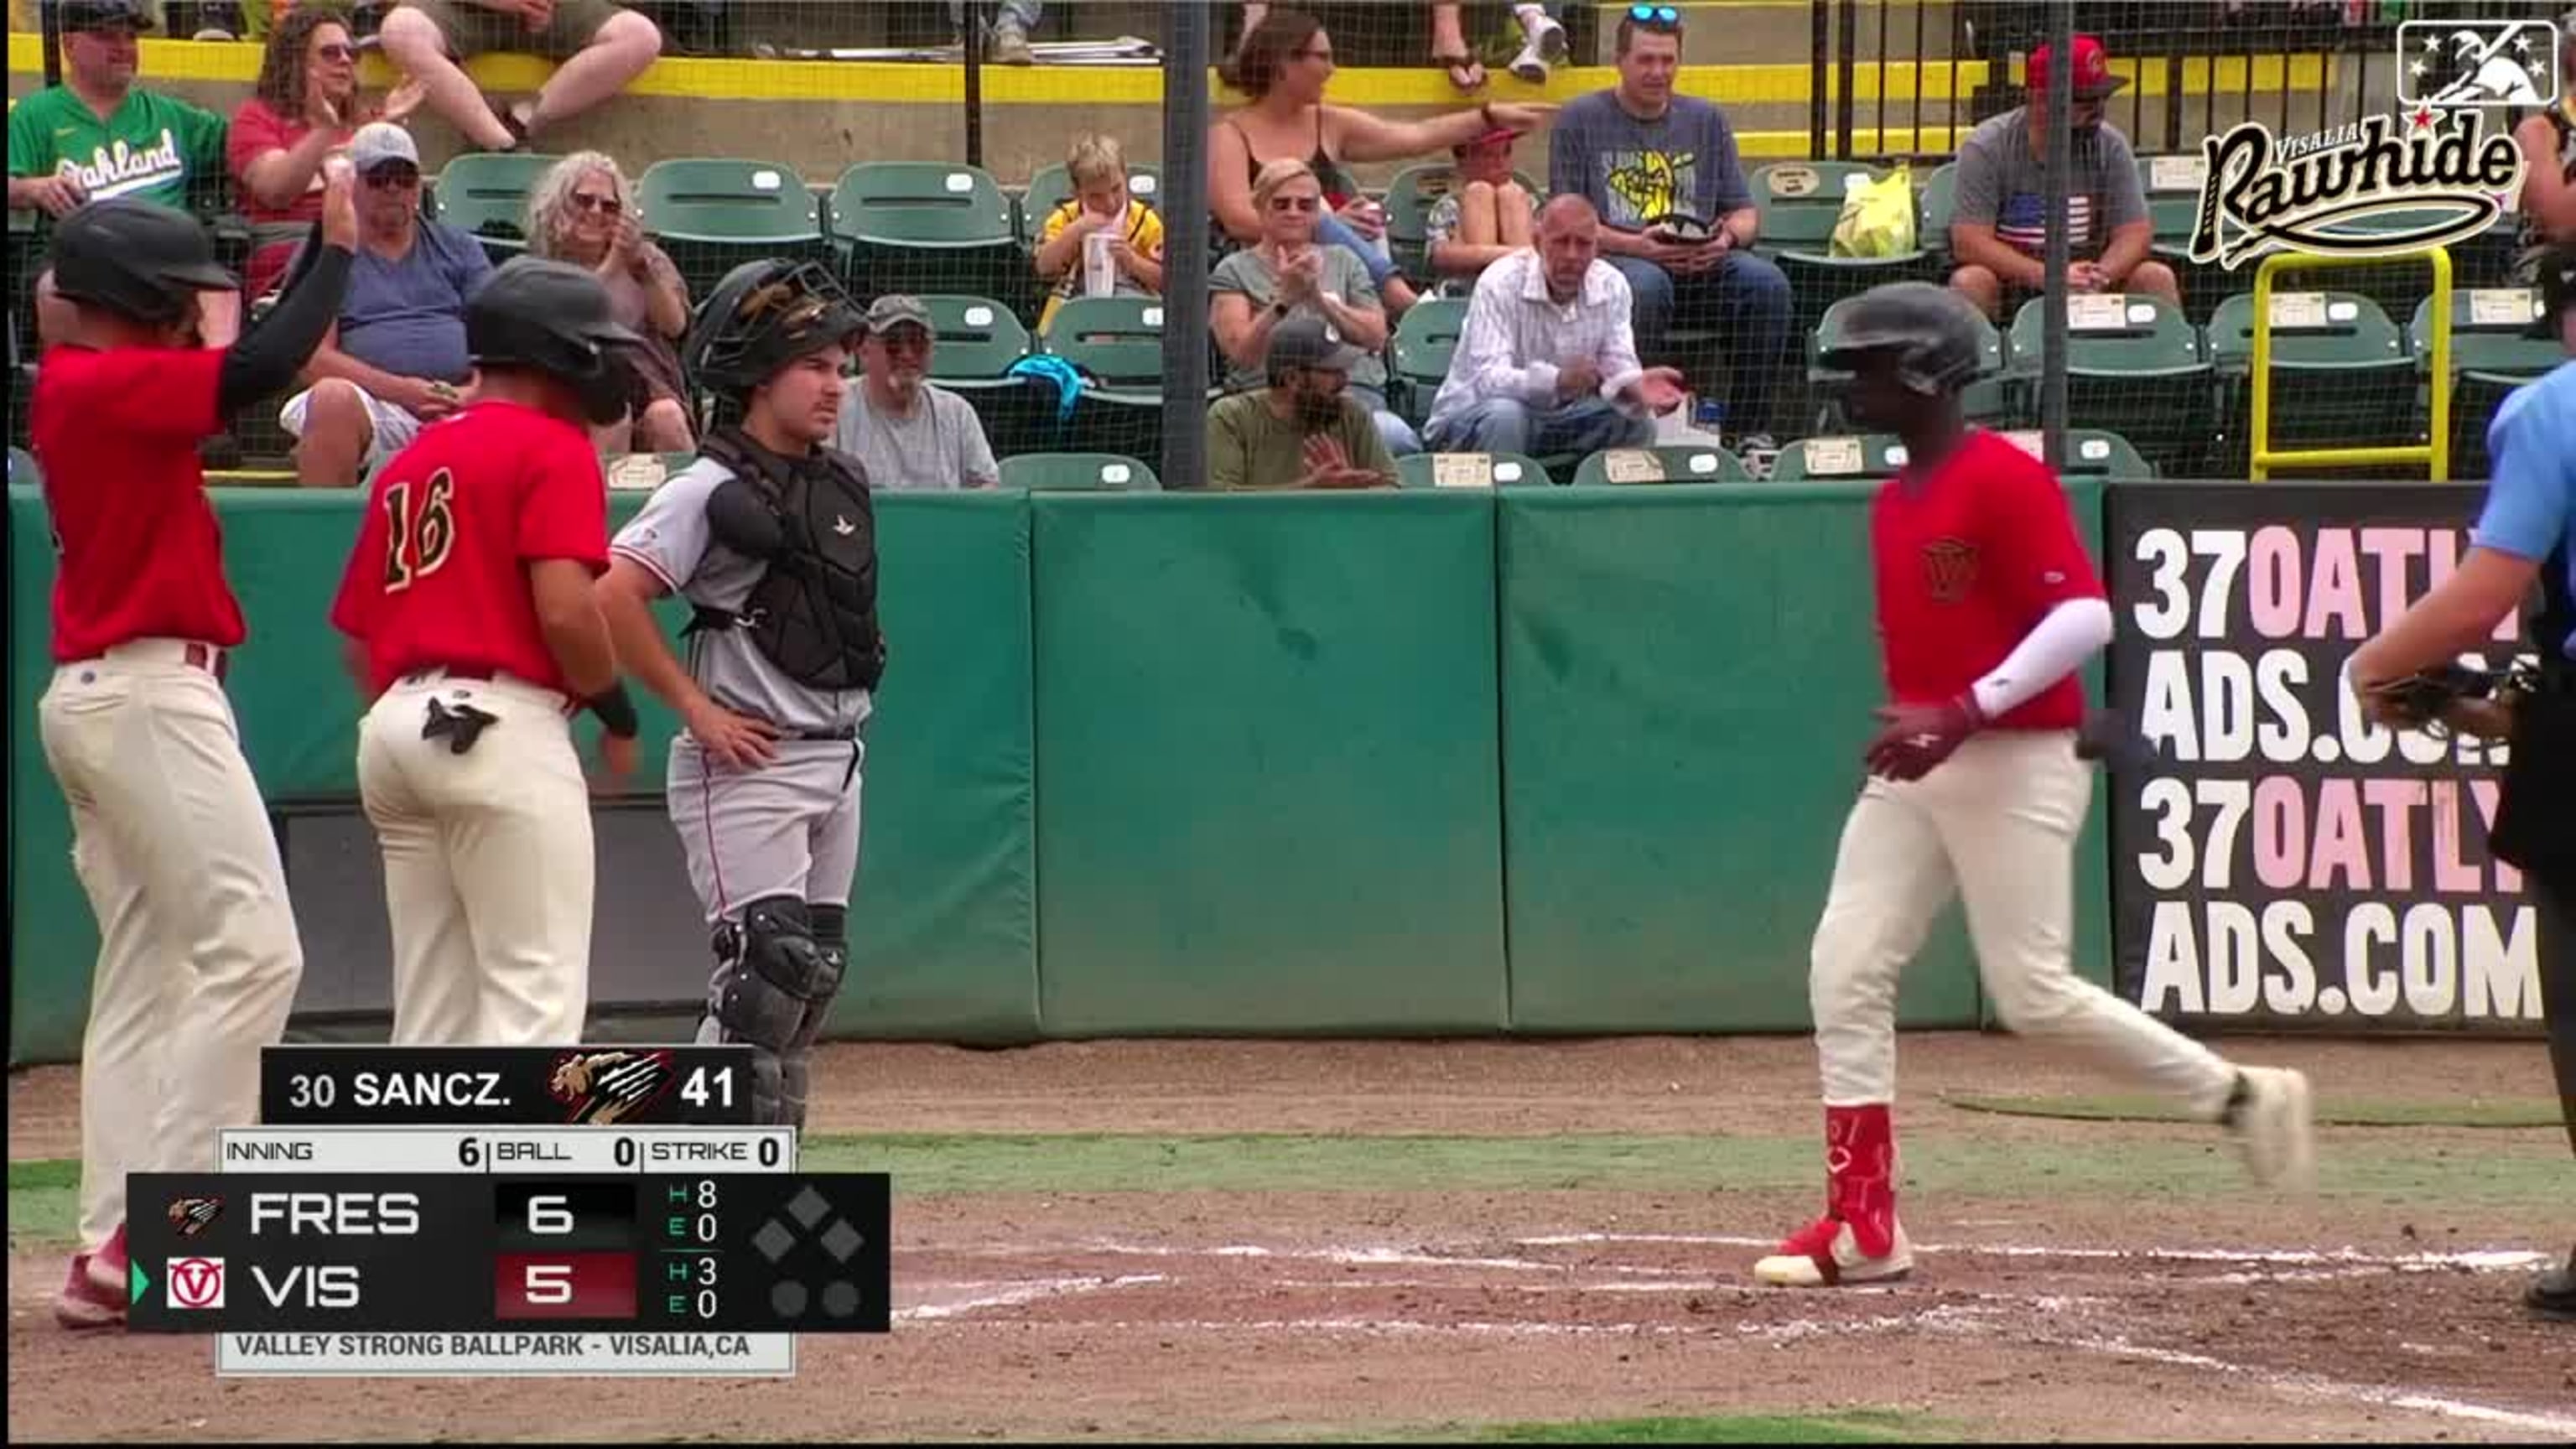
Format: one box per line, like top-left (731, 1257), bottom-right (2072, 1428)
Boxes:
top-left (1870, 429), bottom-right (2103, 732)
top-left (330, 400), bottom-right (609, 699)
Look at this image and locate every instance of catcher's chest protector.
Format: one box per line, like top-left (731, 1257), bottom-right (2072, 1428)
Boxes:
top-left (706, 437), bottom-right (887, 694)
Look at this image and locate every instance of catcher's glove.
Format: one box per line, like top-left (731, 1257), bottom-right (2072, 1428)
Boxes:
top-left (2360, 660), bottom-right (2537, 740)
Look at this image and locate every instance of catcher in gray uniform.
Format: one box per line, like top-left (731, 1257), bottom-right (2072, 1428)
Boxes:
top-left (596, 259), bottom-right (886, 1128)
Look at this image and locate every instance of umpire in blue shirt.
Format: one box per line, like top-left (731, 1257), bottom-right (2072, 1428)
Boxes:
top-left (2352, 247), bottom-right (2576, 1324)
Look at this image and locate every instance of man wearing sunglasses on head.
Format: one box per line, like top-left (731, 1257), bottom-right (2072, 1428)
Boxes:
top-left (276, 122), bottom-right (496, 489)
top-left (1548, 2), bottom-right (1794, 454)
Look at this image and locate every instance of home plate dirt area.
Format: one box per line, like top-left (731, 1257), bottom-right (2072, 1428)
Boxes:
top-left (8, 1034), bottom-right (2573, 1441)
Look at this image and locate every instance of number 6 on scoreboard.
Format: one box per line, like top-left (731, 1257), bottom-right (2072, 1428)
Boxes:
top-left (527, 1194), bottom-right (574, 1235)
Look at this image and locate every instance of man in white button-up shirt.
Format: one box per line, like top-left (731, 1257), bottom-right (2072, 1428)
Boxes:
top-left (1424, 196), bottom-right (1690, 458)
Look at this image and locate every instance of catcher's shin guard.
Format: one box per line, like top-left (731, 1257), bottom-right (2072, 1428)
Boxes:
top-left (705, 897), bottom-right (843, 1125)
top-left (776, 904), bottom-right (851, 1130)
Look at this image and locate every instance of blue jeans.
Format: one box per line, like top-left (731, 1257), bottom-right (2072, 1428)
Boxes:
top-left (1318, 213), bottom-right (1405, 293)
top-left (1425, 397), bottom-right (1654, 457)
top-left (1608, 250), bottom-right (1793, 434)
top-left (1349, 386), bottom-right (1423, 457)
top-left (953, 0), bottom-right (1041, 30)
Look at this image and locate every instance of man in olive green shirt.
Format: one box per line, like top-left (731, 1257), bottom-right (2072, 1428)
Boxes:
top-left (8, 0), bottom-right (225, 218)
top-left (1206, 315), bottom-right (1398, 491)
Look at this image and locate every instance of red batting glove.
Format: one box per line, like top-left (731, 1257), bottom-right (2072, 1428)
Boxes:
top-left (1864, 693), bottom-right (1987, 782)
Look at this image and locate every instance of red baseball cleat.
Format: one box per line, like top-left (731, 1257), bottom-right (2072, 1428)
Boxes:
top-left (1754, 1212), bottom-right (1915, 1287)
top-left (53, 1252), bottom-right (126, 1331)
top-left (86, 1223), bottom-right (128, 1298)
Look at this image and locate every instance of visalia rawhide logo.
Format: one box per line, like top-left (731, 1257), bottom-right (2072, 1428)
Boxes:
top-left (2184, 110), bottom-right (2525, 272)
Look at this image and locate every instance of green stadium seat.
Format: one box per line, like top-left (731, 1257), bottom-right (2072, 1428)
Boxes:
top-left (1752, 161), bottom-right (1934, 339)
top-left (921, 293), bottom-right (1032, 380)
top-left (2007, 292), bottom-right (2210, 476)
top-left (1389, 294), bottom-right (1467, 428)
top-left (1919, 161), bottom-right (1961, 264)
top-left (1018, 162), bottom-right (1164, 247)
top-left (429, 152), bottom-right (562, 265)
top-left (828, 162), bottom-right (1022, 314)
top-left (637, 158), bottom-right (828, 299)
top-left (1394, 451), bottom-right (1554, 489)
top-left (9, 443), bottom-right (38, 486)
top-left (2412, 287), bottom-right (2562, 479)
top-left (1807, 291), bottom-right (2015, 431)
top-left (1568, 443), bottom-right (1751, 486)
top-left (2136, 153), bottom-right (2225, 326)
top-left (1768, 428), bottom-right (2152, 483)
top-left (1383, 161), bottom-right (1543, 290)
top-left (998, 451), bottom-right (1162, 491)
top-left (2204, 289), bottom-right (2415, 476)
top-left (1041, 295), bottom-right (1177, 460)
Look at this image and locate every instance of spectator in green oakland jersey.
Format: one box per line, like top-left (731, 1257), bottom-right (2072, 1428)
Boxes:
top-left (10, 0), bottom-right (237, 343)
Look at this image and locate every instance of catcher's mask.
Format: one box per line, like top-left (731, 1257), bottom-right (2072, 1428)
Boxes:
top-left (683, 259), bottom-right (867, 401)
top-left (1819, 280), bottom-right (1986, 396)
top-left (465, 257), bottom-right (642, 425)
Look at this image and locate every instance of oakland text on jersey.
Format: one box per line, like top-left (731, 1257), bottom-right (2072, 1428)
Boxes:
top-left (51, 132), bottom-right (188, 202)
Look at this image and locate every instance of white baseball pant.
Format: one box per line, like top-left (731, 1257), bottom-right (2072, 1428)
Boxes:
top-left (357, 668), bottom-right (594, 1046)
top-left (36, 639), bottom-right (305, 1252)
top-left (1808, 730), bottom-right (2239, 1115)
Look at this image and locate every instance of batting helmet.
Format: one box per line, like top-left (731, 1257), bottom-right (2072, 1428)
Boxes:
top-left (1817, 281), bottom-right (1987, 395)
top-left (683, 259), bottom-right (866, 399)
top-left (45, 200), bottom-right (236, 327)
top-left (465, 257), bottom-right (642, 425)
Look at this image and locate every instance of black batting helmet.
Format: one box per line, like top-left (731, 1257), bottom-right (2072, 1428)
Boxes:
top-left (45, 199), bottom-right (236, 327)
top-left (466, 257), bottom-right (642, 425)
top-left (1818, 281), bottom-right (1987, 395)
top-left (683, 259), bottom-right (865, 399)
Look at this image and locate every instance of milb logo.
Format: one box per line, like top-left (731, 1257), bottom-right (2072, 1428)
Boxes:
top-left (2398, 21), bottom-right (2559, 109)
top-left (168, 1256), bottom-right (226, 1310)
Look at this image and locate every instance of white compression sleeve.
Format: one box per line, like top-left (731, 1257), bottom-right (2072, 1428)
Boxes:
top-left (1969, 597), bottom-right (2115, 720)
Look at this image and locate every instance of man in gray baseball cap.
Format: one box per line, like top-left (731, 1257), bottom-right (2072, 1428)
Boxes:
top-left (831, 293), bottom-right (999, 491)
top-left (1206, 314), bottom-right (1396, 491)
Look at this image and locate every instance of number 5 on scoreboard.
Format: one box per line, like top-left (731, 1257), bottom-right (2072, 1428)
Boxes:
top-left (527, 1263), bottom-right (573, 1305)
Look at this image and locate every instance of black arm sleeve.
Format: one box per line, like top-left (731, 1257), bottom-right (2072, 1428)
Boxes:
top-left (216, 242), bottom-right (355, 417)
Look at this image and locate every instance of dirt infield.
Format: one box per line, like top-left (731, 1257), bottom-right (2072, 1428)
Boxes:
top-left (8, 1033), bottom-right (2573, 1442)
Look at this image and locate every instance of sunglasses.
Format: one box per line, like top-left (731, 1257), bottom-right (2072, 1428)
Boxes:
top-left (570, 192), bottom-right (623, 216)
top-left (1626, 4), bottom-right (1681, 27)
top-left (314, 41), bottom-right (356, 62)
top-left (361, 165), bottom-right (419, 189)
top-left (1269, 195), bottom-right (1321, 212)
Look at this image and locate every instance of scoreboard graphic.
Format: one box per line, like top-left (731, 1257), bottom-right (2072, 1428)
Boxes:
top-left (130, 1046), bottom-right (895, 1378)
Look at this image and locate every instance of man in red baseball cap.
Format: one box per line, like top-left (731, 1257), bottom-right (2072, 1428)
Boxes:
top-left (1944, 34), bottom-right (2181, 324)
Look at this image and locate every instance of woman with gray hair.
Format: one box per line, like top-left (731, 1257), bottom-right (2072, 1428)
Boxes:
top-left (526, 150), bottom-right (694, 452)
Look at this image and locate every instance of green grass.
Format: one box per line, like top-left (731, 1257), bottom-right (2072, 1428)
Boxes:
top-left (1943, 1091), bottom-right (2565, 1129)
top-left (17, 1129), bottom-right (2568, 1251)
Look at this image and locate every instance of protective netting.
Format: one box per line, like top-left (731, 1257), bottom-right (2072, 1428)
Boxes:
top-left (7, 0), bottom-right (2563, 486)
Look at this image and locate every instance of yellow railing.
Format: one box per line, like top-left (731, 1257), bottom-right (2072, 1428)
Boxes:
top-left (2249, 246), bottom-right (2452, 482)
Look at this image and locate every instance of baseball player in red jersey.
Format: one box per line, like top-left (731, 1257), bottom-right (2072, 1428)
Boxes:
top-left (1753, 283), bottom-right (2317, 1289)
top-left (32, 178), bottom-right (359, 1330)
top-left (330, 257), bottom-right (643, 1047)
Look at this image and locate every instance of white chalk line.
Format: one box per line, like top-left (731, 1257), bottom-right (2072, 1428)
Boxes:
top-left (2055, 1332), bottom-right (2576, 1438)
top-left (892, 1273), bottom-right (1165, 1322)
top-left (900, 1235), bottom-right (2576, 1433)
top-left (1516, 1232), bottom-right (2552, 1273)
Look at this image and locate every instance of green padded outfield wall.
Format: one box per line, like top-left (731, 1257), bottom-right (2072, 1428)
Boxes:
top-left (6, 486), bottom-right (1039, 1062)
top-left (1029, 492), bottom-right (1509, 1035)
top-left (1497, 482), bottom-right (2113, 1034)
